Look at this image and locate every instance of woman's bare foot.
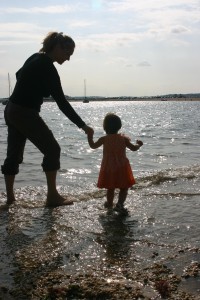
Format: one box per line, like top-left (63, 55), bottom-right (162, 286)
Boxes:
top-left (46, 193), bottom-right (74, 207)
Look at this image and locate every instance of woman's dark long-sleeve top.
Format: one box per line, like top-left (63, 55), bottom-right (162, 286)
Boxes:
top-left (9, 53), bottom-right (85, 128)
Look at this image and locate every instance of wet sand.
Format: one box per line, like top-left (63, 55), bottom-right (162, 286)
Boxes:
top-left (0, 194), bottom-right (200, 300)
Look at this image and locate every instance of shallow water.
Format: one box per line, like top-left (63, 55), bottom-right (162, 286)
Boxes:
top-left (0, 101), bottom-right (200, 298)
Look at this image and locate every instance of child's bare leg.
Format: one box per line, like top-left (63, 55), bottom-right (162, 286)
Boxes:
top-left (45, 171), bottom-right (73, 206)
top-left (117, 188), bottom-right (128, 207)
top-left (4, 175), bottom-right (16, 205)
top-left (104, 189), bottom-right (115, 208)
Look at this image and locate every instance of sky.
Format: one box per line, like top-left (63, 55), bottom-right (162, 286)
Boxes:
top-left (0, 0), bottom-right (200, 98)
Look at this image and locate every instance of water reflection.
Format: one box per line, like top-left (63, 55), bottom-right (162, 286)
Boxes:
top-left (98, 211), bottom-right (137, 263)
top-left (1, 204), bottom-right (70, 298)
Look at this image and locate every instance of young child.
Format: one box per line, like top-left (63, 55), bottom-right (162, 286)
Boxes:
top-left (87, 113), bottom-right (143, 212)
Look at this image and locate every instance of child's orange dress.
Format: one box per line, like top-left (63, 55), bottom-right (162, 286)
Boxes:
top-left (97, 134), bottom-right (135, 189)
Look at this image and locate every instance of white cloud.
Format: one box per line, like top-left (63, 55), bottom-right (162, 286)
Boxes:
top-left (69, 20), bottom-right (96, 28)
top-left (0, 4), bottom-right (76, 14)
top-left (106, 56), bottom-right (130, 65)
top-left (77, 32), bottom-right (144, 51)
top-left (0, 22), bottom-right (39, 31)
top-left (0, 23), bottom-right (45, 45)
top-left (107, 0), bottom-right (199, 12)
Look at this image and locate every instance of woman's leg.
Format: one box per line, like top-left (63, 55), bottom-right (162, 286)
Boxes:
top-left (45, 171), bottom-right (73, 206)
top-left (3, 103), bottom-right (73, 206)
top-left (4, 175), bottom-right (16, 204)
top-left (24, 116), bottom-right (73, 206)
top-left (1, 115), bottom-right (27, 205)
top-left (28, 121), bottom-right (73, 206)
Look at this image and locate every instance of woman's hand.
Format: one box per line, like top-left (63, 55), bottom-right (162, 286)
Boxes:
top-left (82, 125), bottom-right (94, 136)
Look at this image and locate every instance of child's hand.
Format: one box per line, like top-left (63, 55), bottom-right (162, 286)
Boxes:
top-left (136, 140), bottom-right (143, 147)
top-left (87, 128), bottom-right (94, 138)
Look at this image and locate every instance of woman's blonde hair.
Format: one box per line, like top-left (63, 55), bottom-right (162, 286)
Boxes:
top-left (39, 32), bottom-right (75, 53)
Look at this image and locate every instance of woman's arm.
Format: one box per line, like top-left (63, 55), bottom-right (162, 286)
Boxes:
top-left (48, 65), bottom-right (86, 129)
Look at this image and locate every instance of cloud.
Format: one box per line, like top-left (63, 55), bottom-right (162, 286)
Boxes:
top-left (0, 23), bottom-right (45, 45)
top-left (106, 56), bottom-right (130, 65)
top-left (107, 0), bottom-right (198, 13)
top-left (0, 22), bottom-right (41, 32)
top-left (170, 25), bottom-right (190, 34)
top-left (137, 61), bottom-right (151, 67)
top-left (78, 32), bottom-right (144, 50)
top-left (69, 20), bottom-right (96, 28)
top-left (0, 4), bottom-right (76, 14)
top-left (125, 64), bottom-right (133, 67)
top-left (107, 0), bottom-right (198, 36)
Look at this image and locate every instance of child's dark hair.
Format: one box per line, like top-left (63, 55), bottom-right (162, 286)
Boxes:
top-left (103, 113), bottom-right (122, 134)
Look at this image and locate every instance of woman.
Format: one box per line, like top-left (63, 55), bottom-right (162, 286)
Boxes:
top-left (1, 32), bottom-right (93, 206)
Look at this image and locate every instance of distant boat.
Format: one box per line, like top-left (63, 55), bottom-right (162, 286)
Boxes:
top-left (83, 79), bottom-right (89, 103)
top-left (1, 99), bottom-right (8, 105)
top-left (1, 73), bottom-right (12, 105)
top-left (8, 73), bottom-right (12, 97)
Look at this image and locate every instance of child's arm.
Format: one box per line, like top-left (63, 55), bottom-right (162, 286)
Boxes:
top-left (125, 137), bottom-right (143, 151)
top-left (87, 132), bottom-right (104, 149)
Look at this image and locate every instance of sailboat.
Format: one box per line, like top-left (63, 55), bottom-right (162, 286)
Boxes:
top-left (2, 73), bottom-right (11, 105)
top-left (83, 79), bottom-right (89, 103)
top-left (8, 72), bottom-right (12, 97)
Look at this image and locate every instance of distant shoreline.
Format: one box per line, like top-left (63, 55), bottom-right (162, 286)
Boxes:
top-left (1, 97), bottom-right (200, 104)
top-left (68, 97), bottom-right (200, 102)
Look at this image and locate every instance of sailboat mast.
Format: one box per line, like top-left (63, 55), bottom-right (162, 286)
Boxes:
top-left (83, 78), bottom-right (89, 103)
top-left (8, 73), bottom-right (12, 97)
top-left (84, 79), bottom-right (86, 99)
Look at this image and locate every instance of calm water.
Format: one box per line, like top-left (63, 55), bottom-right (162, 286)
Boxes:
top-left (0, 101), bottom-right (200, 297)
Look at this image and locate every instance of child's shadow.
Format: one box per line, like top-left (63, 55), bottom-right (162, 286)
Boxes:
top-left (98, 211), bottom-right (138, 262)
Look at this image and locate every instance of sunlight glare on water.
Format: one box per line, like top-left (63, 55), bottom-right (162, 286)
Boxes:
top-left (0, 101), bottom-right (200, 297)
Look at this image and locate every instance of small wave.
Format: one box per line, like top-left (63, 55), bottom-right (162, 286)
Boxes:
top-left (144, 192), bottom-right (200, 197)
top-left (60, 168), bottom-right (91, 175)
top-left (0, 165), bottom-right (200, 208)
top-left (0, 186), bottom-right (106, 208)
top-left (134, 164), bottom-right (200, 188)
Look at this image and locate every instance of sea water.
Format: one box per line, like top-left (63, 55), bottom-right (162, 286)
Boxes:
top-left (0, 101), bottom-right (200, 297)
